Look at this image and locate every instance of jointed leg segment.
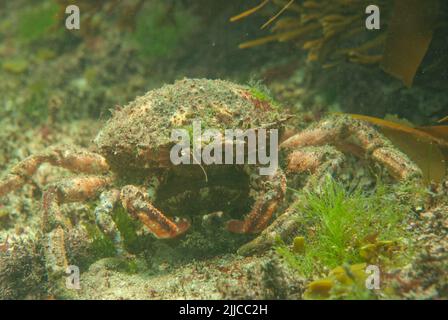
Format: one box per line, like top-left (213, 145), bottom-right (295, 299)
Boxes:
top-left (0, 145), bottom-right (110, 198)
top-left (237, 116), bottom-right (423, 255)
top-left (227, 169), bottom-right (287, 234)
top-left (280, 116), bottom-right (422, 181)
top-left (94, 189), bottom-right (124, 254)
top-left (120, 185), bottom-right (190, 239)
top-left (42, 175), bottom-right (112, 276)
top-left (236, 148), bottom-right (344, 255)
top-left (42, 176), bottom-right (113, 231)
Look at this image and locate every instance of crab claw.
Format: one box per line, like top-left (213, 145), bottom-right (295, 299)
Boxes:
top-left (226, 170), bottom-right (286, 235)
top-left (120, 185), bottom-right (190, 239)
top-left (137, 213), bottom-right (190, 239)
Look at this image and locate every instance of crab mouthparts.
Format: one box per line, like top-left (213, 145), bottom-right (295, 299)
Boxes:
top-left (153, 166), bottom-right (252, 229)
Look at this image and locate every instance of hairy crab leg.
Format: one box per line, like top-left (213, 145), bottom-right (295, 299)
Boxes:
top-left (238, 116), bottom-right (424, 256)
top-left (226, 169), bottom-right (286, 234)
top-left (236, 147), bottom-right (344, 255)
top-left (0, 145), bottom-right (110, 198)
top-left (286, 146), bottom-right (345, 188)
top-left (42, 176), bottom-right (113, 230)
top-left (280, 115), bottom-right (423, 181)
top-left (94, 189), bottom-right (125, 254)
top-left (45, 226), bottom-right (68, 279)
top-left (236, 206), bottom-right (300, 256)
top-left (42, 175), bottom-right (112, 276)
top-left (120, 185), bottom-right (190, 239)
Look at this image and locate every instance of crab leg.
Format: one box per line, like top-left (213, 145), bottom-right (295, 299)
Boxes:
top-left (120, 185), bottom-right (190, 239)
top-left (280, 115), bottom-right (423, 181)
top-left (94, 189), bottom-right (125, 254)
top-left (41, 175), bottom-right (112, 276)
top-left (286, 146), bottom-right (345, 189)
top-left (45, 226), bottom-right (69, 278)
top-left (42, 176), bottom-right (112, 231)
top-left (238, 117), bottom-right (423, 256)
top-left (237, 147), bottom-right (344, 255)
top-left (0, 145), bottom-right (110, 198)
top-left (226, 169), bottom-right (286, 234)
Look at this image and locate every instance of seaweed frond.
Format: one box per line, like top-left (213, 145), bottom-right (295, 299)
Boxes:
top-left (275, 177), bottom-right (419, 279)
top-left (232, 0), bottom-right (444, 86)
top-left (345, 113), bottom-right (448, 183)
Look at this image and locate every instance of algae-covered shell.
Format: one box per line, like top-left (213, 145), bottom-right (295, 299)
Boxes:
top-left (95, 78), bottom-right (282, 174)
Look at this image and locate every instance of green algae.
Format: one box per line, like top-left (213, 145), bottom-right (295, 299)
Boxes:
top-left (83, 223), bottom-right (116, 261)
top-left (247, 79), bottom-right (281, 111)
top-left (2, 58), bottom-right (29, 74)
top-left (303, 263), bottom-right (378, 300)
top-left (83, 204), bottom-right (145, 261)
top-left (133, 3), bottom-right (199, 60)
top-left (36, 48), bottom-right (56, 61)
top-left (0, 210), bottom-right (10, 229)
top-left (24, 81), bottom-right (50, 122)
top-left (276, 178), bottom-right (419, 279)
top-left (291, 236), bottom-right (305, 254)
top-left (17, 1), bottom-right (58, 43)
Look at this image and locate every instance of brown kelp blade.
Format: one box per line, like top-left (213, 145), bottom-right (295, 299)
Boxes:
top-left (437, 115), bottom-right (448, 124)
top-left (238, 34), bottom-right (283, 49)
top-left (230, 0), bottom-right (270, 22)
top-left (417, 126), bottom-right (448, 144)
top-left (348, 114), bottom-right (447, 183)
top-left (348, 114), bottom-right (448, 147)
top-left (417, 126), bottom-right (448, 164)
top-left (238, 23), bottom-right (321, 49)
top-left (381, 0), bottom-right (439, 87)
top-left (380, 127), bottom-right (446, 184)
top-left (261, 0), bottom-right (295, 30)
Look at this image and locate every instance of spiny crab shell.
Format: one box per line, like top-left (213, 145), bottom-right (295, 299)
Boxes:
top-left (95, 78), bottom-right (284, 175)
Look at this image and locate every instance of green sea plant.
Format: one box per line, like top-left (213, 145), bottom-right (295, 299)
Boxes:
top-left (303, 263), bottom-right (377, 299)
top-left (276, 177), bottom-right (416, 278)
top-left (346, 113), bottom-right (448, 183)
top-left (84, 205), bottom-right (143, 260)
top-left (248, 79), bottom-right (279, 107)
top-left (0, 210), bottom-right (10, 229)
top-left (292, 236), bottom-right (305, 254)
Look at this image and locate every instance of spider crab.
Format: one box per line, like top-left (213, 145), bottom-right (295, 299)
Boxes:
top-left (0, 79), bottom-right (422, 277)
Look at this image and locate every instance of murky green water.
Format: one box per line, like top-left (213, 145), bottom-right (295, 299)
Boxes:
top-left (0, 0), bottom-right (447, 300)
